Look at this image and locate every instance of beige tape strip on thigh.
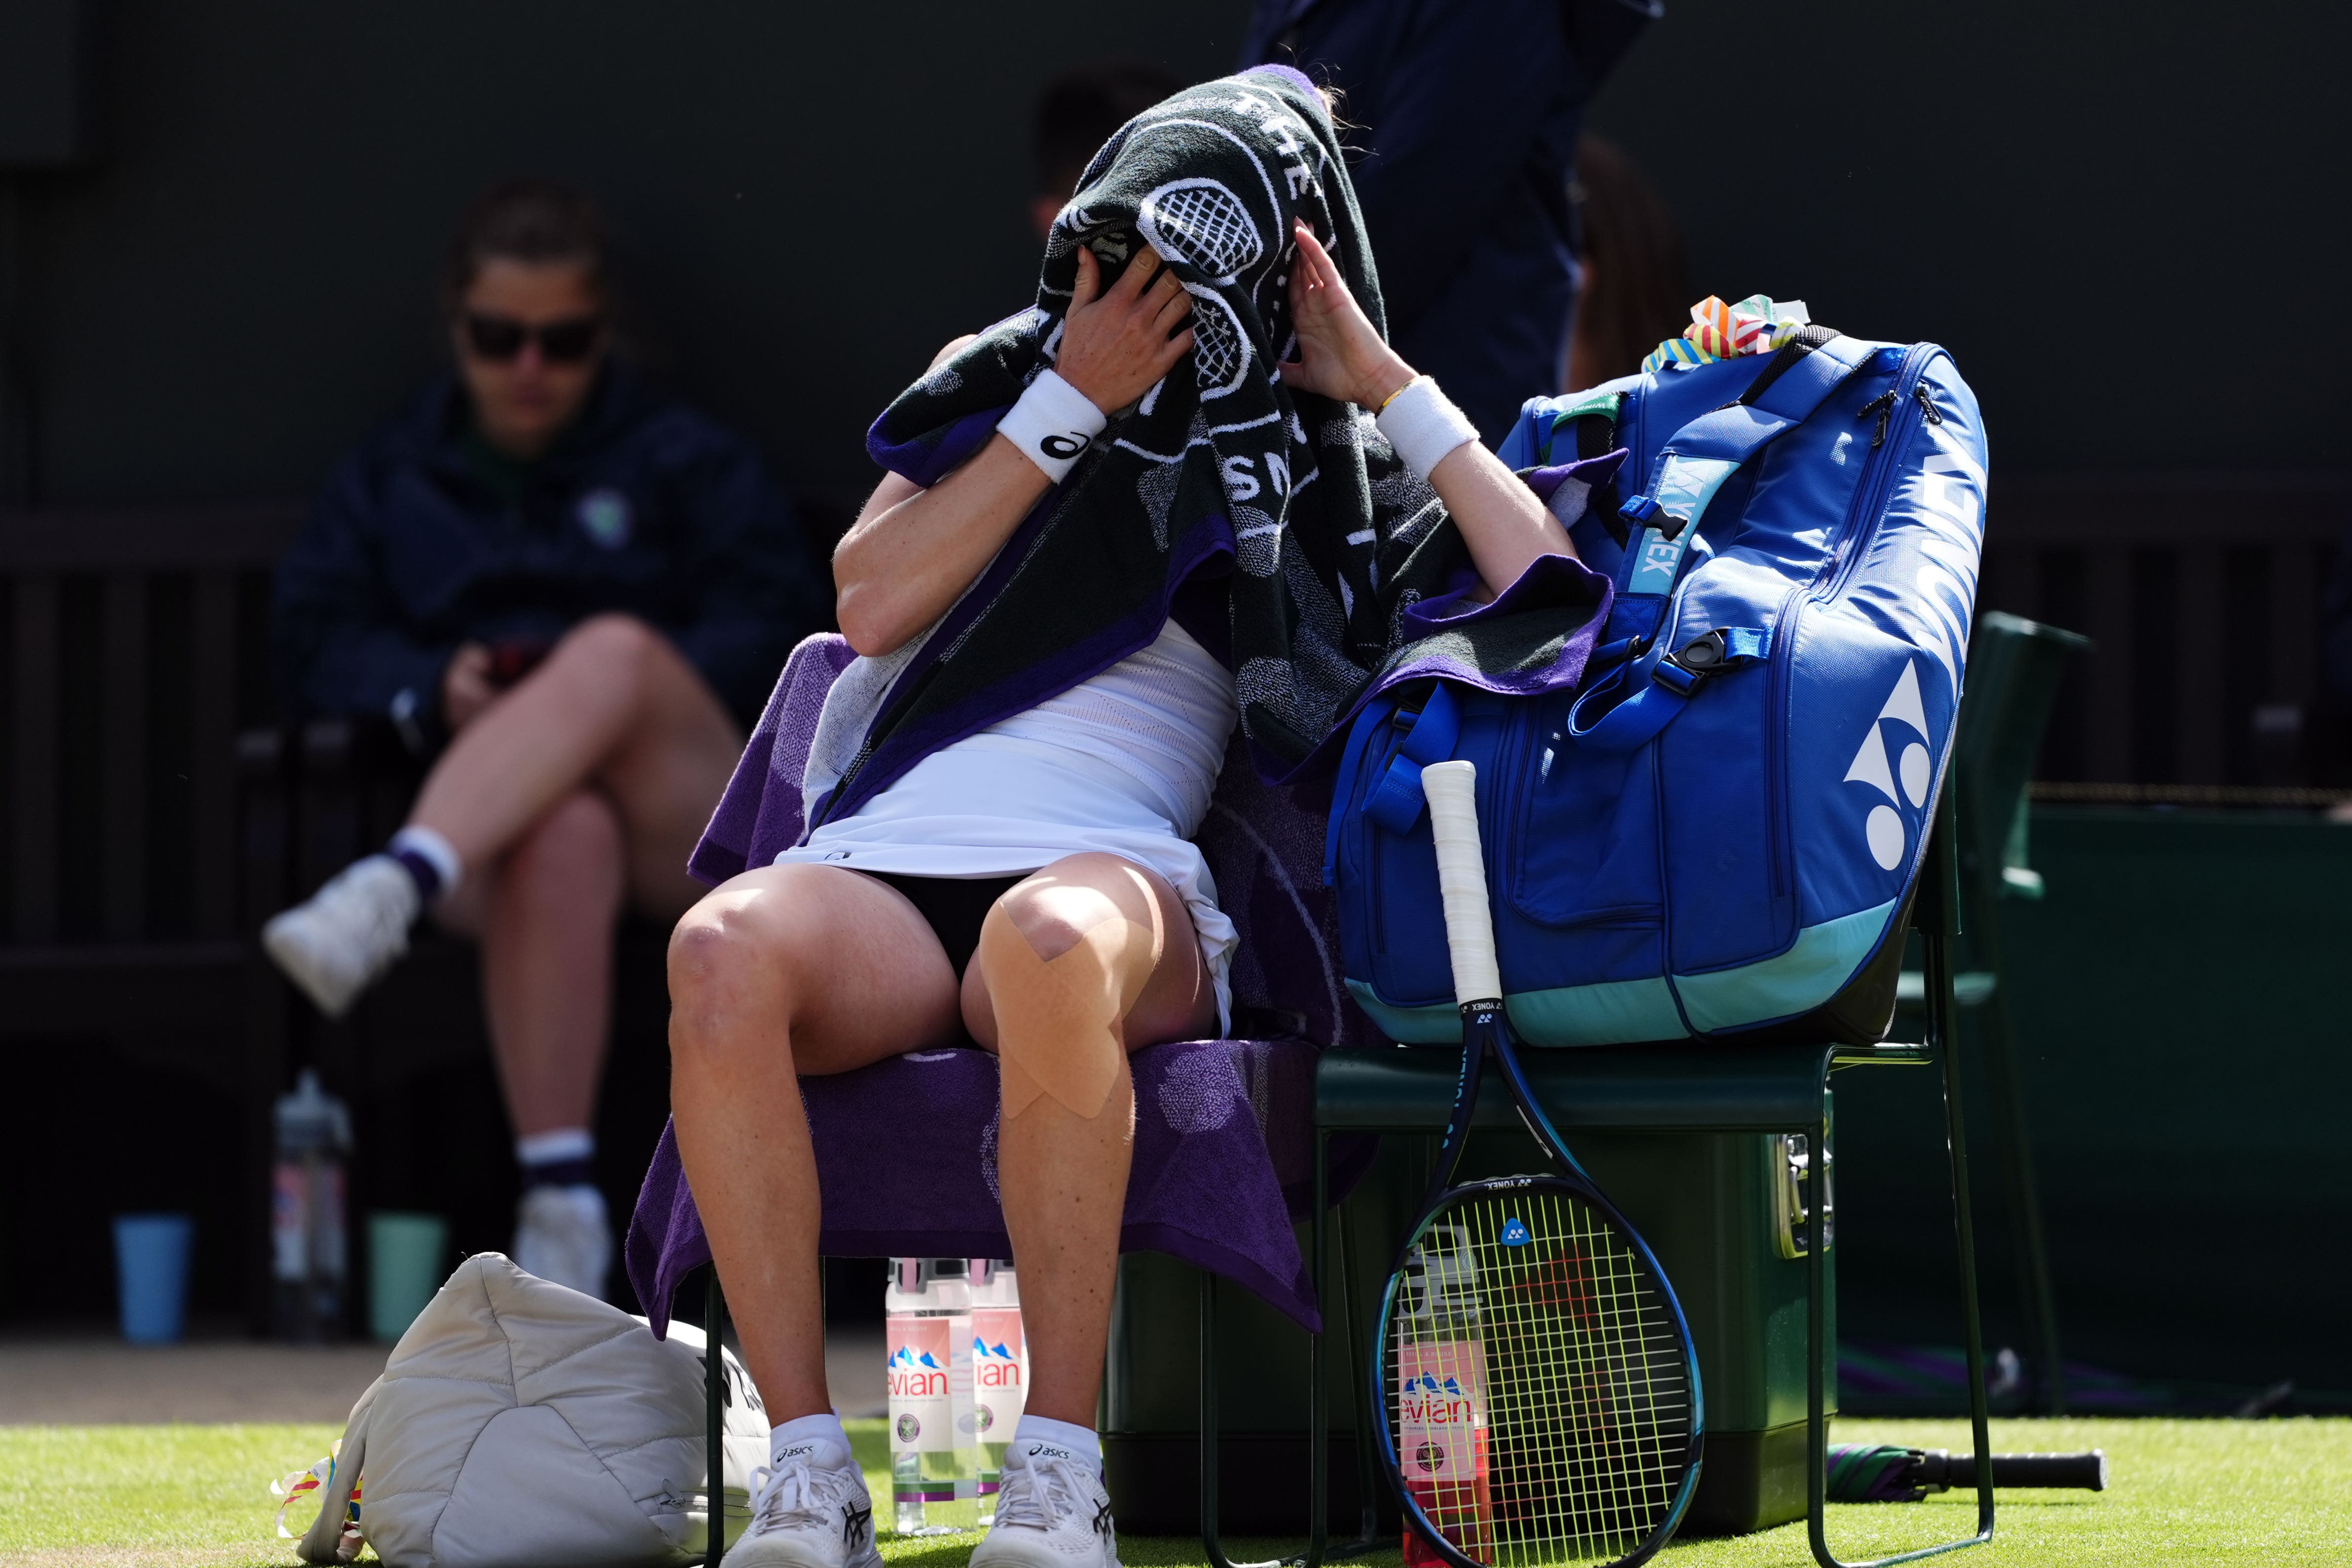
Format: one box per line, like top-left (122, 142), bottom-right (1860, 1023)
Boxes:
top-left (982, 897), bottom-right (1162, 1120)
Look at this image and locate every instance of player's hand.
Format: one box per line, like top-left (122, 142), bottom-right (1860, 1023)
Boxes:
top-left (1056, 243), bottom-right (1196, 415)
top-left (441, 642), bottom-right (497, 730)
top-left (1279, 220), bottom-right (1414, 410)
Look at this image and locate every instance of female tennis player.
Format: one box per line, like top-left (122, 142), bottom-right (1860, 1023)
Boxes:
top-left (668, 67), bottom-right (1586, 1568)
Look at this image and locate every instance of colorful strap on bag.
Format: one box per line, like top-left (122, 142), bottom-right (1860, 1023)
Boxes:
top-left (272, 1443), bottom-right (363, 1561)
top-left (1641, 293), bottom-right (1813, 374)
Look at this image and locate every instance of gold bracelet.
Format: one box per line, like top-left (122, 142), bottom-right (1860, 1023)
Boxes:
top-left (1377, 375), bottom-right (1421, 413)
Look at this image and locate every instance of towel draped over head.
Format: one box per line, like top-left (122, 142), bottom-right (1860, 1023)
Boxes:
top-left (823, 67), bottom-right (1612, 830)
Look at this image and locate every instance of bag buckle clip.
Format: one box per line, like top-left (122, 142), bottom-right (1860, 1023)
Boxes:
top-left (1652, 630), bottom-right (1729, 696)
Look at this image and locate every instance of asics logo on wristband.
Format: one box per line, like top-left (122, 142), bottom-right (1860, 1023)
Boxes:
top-left (1040, 432), bottom-right (1090, 460)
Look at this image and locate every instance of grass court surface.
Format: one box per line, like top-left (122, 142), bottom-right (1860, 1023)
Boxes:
top-left (2, 1417), bottom-right (2344, 1567)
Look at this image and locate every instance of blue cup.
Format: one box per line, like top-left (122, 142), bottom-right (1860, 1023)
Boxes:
top-left (113, 1213), bottom-right (195, 1345)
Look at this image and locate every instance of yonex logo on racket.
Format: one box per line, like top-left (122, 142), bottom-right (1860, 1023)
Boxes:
top-left (1498, 1217), bottom-right (1532, 1247)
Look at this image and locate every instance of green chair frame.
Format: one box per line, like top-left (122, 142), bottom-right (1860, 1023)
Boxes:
top-left (1895, 610), bottom-right (2090, 1413)
top-left (1197, 784), bottom-right (1996, 1568)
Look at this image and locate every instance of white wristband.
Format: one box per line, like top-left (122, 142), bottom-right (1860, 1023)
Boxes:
top-left (998, 368), bottom-right (1108, 483)
top-left (1375, 376), bottom-right (1478, 482)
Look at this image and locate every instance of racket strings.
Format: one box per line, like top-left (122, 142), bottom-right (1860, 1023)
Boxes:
top-left (1184, 291), bottom-right (1248, 395)
top-left (1143, 184), bottom-right (1263, 279)
top-left (1386, 1189), bottom-right (1691, 1567)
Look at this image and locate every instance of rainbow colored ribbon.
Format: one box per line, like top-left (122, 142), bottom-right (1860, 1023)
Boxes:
top-left (271, 1441), bottom-right (364, 1562)
top-left (1641, 294), bottom-right (1812, 374)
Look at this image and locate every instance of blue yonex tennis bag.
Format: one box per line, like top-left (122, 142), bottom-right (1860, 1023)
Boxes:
top-left (1327, 329), bottom-right (1987, 1046)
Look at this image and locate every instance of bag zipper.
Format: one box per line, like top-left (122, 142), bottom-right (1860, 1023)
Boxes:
top-left (1762, 586), bottom-right (1805, 900)
top-left (1816, 345), bottom-right (1941, 605)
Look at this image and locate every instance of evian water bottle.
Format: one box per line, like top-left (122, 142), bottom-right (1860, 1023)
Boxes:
top-left (271, 1069), bottom-right (352, 1341)
top-left (1397, 1225), bottom-right (1493, 1567)
top-left (886, 1258), bottom-right (980, 1534)
top-left (967, 1258), bottom-right (1026, 1521)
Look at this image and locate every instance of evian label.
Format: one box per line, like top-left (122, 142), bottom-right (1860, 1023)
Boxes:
top-left (972, 1306), bottom-right (1027, 1439)
top-left (1398, 1337), bottom-right (1493, 1565)
top-left (888, 1316), bottom-right (956, 1454)
top-left (1396, 1338), bottom-right (1485, 1484)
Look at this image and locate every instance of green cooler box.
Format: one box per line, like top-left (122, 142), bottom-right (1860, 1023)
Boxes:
top-left (1102, 1113), bottom-right (1833, 1537)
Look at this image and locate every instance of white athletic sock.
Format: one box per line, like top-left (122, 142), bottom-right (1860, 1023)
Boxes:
top-left (771, 1410), bottom-right (851, 1464)
top-left (388, 824), bottom-right (463, 901)
top-left (516, 1127), bottom-right (595, 1189)
top-left (1013, 1413), bottom-right (1101, 1466)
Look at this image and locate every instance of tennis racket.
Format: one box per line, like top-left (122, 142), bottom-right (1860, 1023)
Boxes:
top-left (1372, 760), bottom-right (1705, 1568)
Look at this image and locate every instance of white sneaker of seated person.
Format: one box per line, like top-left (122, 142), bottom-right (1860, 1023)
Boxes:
top-left (731, 1433), bottom-right (881, 1568)
top-left (972, 1435), bottom-right (1121, 1568)
top-left (262, 855), bottom-right (419, 1017)
top-left (512, 1184), bottom-right (612, 1300)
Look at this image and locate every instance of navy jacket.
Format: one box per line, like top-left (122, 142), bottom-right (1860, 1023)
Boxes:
top-left (274, 366), bottom-right (824, 738)
top-left (1245, 0), bottom-right (1655, 445)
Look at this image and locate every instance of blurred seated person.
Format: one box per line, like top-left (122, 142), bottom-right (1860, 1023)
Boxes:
top-left (1028, 59), bottom-right (1180, 240)
top-left (265, 178), bottom-right (824, 1296)
top-left (1562, 133), bottom-right (1692, 392)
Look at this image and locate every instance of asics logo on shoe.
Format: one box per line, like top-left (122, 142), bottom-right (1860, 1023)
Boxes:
top-left (1092, 1499), bottom-right (1114, 1539)
top-left (776, 1443), bottom-right (820, 1462)
top-left (843, 1501), bottom-right (871, 1546)
top-left (1026, 1442), bottom-right (1077, 1461)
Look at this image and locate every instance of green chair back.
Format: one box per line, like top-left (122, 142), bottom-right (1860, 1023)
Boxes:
top-left (1953, 611), bottom-right (2092, 903)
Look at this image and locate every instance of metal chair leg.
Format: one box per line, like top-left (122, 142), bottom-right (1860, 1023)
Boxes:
top-left (1202, 1268), bottom-right (1319, 1568)
top-left (1970, 926), bottom-right (2067, 1413)
top-left (1808, 911), bottom-right (1995, 1567)
top-left (1334, 1199), bottom-right (1385, 1555)
top-left (1200, 1122), bottom-right (1386, 1568)
top-left (708, 1268), bottom-right (729, 1566)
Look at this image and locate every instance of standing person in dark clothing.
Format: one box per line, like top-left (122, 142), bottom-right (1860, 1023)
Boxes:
top-left (1244, 0), bottom-right (1659, 444)
top-left (265, 179), bottom-right (824, 1297)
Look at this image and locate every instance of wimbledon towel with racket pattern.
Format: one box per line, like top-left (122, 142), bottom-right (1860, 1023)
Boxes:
top-left (822, 64), bottom-right (1613, 830)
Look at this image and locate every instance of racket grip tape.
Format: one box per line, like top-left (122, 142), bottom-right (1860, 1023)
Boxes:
top-left (1421, 760), bottom-right (1502, 1007)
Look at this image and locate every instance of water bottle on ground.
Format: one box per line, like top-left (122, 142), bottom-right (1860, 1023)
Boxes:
top-left (1397, 1225), bottom-right (1494, 1568)
top-left (968, 1258), bottom-right (1027, 1521)
top-left (271, 1069), bottom-right (353, 1341)
top-left (886, 1257), bottom-right (980, 1533)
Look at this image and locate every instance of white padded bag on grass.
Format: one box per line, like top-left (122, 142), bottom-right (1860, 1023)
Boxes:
top-left (297, 1251), bottom-right (768, 1567)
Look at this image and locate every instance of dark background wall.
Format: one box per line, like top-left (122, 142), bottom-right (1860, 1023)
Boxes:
top-left (3, 0), bottom-right (2345, 519)
top-left (1582, 1), bottom-right (2352, 478)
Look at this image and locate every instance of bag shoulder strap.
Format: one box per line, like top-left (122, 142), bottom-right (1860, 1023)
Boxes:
top-left (1571, 333), bottom-right (1880, 752)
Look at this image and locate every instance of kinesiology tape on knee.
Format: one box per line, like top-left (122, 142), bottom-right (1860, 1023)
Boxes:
top-left (981, 899), bottom-right (1162, 1120)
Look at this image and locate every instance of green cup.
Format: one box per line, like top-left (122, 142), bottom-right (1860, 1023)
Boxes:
top-left (367, 1212), bottom-right (450, 1342)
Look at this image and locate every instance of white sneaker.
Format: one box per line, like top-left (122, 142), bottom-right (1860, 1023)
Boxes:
top-left (513, 1183), bottom-right (612, 1299)
top-left (262, 855), bottom-right (420, 1018)
top-left (972, 1438), bottom-right (1120, 1568)
top-left (728, 1435), bottom-right (881, 1568)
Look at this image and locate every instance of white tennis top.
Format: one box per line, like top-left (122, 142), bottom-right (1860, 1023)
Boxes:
top-left (776, 618), bottom-right (1241, 1029)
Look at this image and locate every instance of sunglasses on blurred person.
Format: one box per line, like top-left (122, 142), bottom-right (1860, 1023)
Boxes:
top-left (462, 313), bottom-right (606, 364)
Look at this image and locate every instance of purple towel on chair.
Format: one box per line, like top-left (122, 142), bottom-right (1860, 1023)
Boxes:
top-left (627, 635), bottom-right (1378, 1334)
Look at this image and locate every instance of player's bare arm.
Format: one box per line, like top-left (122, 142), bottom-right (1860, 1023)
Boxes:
top-left (834, 245), bottom-right (1195, 657)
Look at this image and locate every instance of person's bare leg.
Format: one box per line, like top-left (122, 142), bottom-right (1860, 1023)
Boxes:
top-left (964, 854), bottom-right (1214, 1425)
top-left (474, 789), bottom-right (625, 1136)
top-left (669, 864), bottom-right (968, 1423)
top-left (407, 613), bottom-right (741, 873)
